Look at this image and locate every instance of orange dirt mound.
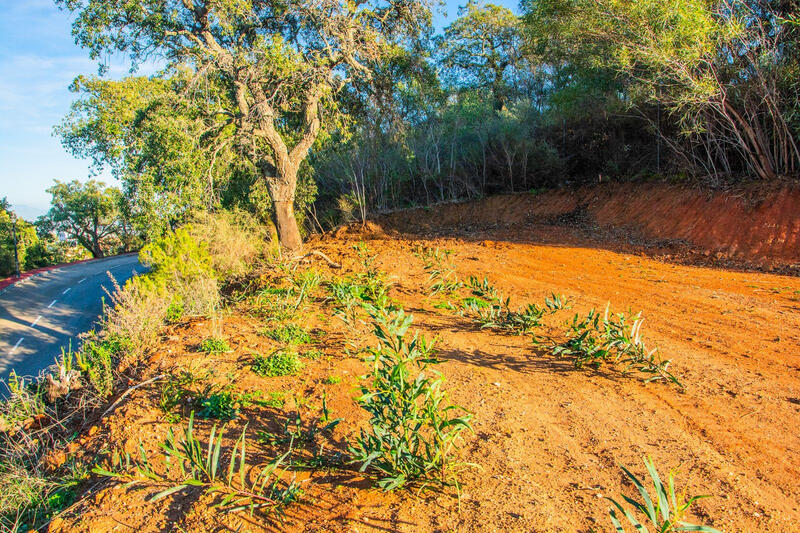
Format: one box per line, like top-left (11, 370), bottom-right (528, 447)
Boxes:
top-left (377, 182), bottom-right (800, 270)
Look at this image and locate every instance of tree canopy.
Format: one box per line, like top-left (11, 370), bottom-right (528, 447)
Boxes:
top-left (57, 0), bottom-right (433, 251)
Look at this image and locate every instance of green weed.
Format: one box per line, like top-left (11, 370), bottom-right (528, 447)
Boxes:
top-left (93, 413), bottom-right (301, 516)
top-left (199, 337), bottom-right (230, 355)
top-left (412, 245), bottom-right (462, 295)
top-left (251, 350), bottom-right (304, 378)
top-left (262, 324), bottom-right (312, 345)
top-left (607, 457), bottom-right (720, 532)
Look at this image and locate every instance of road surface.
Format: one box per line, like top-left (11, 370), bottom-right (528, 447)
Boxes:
top-left (0, 254), bottom-right (143, 387)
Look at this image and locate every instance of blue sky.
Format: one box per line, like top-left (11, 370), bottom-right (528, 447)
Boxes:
top-left (0, 0), bottom-right (518, 221)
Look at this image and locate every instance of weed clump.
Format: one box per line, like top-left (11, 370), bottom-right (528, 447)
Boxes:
top-left (199, 337), bottom-right (230, 354)
top-left (263, 324), bottom-right (312, 345)
top-left (607, 457), bottom-right (720, 532)
top-left (412, 245), bottom-right (462, 295)
top-left (94, 413), bottom-right (300, 516)
top-left (553, 305), bottom-right (679, 385)
top-left (252, 351), bottom-right (303, 378)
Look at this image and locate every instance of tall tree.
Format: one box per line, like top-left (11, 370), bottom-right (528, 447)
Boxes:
top-left (57, 0), bottom-right (432, 252)
top-left (440, 1), bottom-right (521, 111)
top-left (44, 180), bottom-right (121, 258)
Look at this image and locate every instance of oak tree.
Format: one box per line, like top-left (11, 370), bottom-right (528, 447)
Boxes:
top-left (58, 0), bottom-right (432, 252)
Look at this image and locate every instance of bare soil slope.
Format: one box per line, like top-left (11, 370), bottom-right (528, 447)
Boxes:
top-left (379, 182), bottom-right (800, 271)
top-left (53, 186), bottom-right (800, 532)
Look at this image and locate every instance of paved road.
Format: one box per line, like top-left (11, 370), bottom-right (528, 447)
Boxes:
top-left (0, 254), bottom-right (143, 387)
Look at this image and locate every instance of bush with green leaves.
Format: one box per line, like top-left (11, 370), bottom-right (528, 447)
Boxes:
top-left (165, 300), bottom-right (184, 323)
top-left (607, 457), bottom-right (721, 532)
top-left (350, 308), bottom-right (472, 491)
top-left (251, 350), bottom-right (303, 378)
top-left (197, 390), bottom-right (240, 420)
top-left (93, 413), bottom-right (300, 516)
top-left (139, 227), bottom-right (219, 316)
top-left (553, 305), bottom-right (679, 385)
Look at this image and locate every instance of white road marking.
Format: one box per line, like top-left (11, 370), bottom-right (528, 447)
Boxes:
top-left (31, 315), bottom-right (42, 327)
top-left (48, 299), bottom-right (57, 308)
top-left (62, 287), bottom-right (71, 295)
top-left (78, 278), bottom-right (87, 284)
top-left (10, 338), bottom-right (24, 354)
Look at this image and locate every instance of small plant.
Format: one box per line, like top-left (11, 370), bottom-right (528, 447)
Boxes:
top-left (461, 289), bottom-right (569, 335)
top-left (302, 348), bottom-right (323, 360)
top-left (158, 369), bottom-right (213, 422)
top-left (199, 337), bottom-right (230, 354)
top-left (93, 413), bottom-right (301, 516)
top-left (263, 324), bottom-right (312, 345)
top-left (553, 305), bottom-right (680, 385)
top-left (198, 390), bottom-right (240, 419)
top-left (258, 394), bottom-right (341, 448)
top-left (607, 457), bottom-right (721, 532)
top-left (412, 245), bottom-right (462, 295)
top-left (323, 375), bottom-right (341, 385)
top-left (350, 308), bottom-right (472, 491)
top-left (165, 300), bottom-right (184, 323)
top-left (75, 341), bottom-right (115, 398)
top-left (251, 350), bottom-right (303, 377)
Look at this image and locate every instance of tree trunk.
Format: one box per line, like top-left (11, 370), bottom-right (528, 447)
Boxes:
top-left (273, 200), bottom-right (303, 254)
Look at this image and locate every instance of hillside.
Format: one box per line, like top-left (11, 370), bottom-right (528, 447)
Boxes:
top-left (27, 183), bottom-right (800, 532)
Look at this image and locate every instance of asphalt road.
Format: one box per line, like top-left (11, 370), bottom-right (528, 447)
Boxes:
top-left (0, 254), bottom-right (143, 387)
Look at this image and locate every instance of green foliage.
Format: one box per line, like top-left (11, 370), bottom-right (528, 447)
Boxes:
top-left (0, 374), bottom-right (46, 433)
top-left (350, 308), bottom-right (472, 491)
top-left (607, 457), bottom-right (721, 532)
top-left (328, 244), bottom-right (395, 325)
top-left (140, 227), bottom-right (219, 316)
top-left (75, 341), bottom-right (115, 399)
top-left (461, 276), bottom-right (569, 334)
top-left (198, 391), bottom-right (240, 420)
top-left (42, 179), bottom-right (124, 258)
top-left (251, 351), bottom-right (304, 378)
top-left (553, 305), bottom-right (680, 385)
top-left (440, 1), bottom-right (521, 111)
top-left (93, 413), bottom-right (301, 516)
top-left (199, 337), bottom-right (230, 355)
top-left (165, 300), bottom-right (184, 323)
top-left (263, 324), bottom-right (312, 345)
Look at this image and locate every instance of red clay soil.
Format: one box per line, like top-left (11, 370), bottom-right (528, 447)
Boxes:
top-left (51, 186), bottom-right (800, 532)
top-left (378, 181), bottom-right (800, 271)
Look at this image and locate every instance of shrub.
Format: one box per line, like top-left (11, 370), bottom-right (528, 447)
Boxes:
top-left (139, 227), bottom-right (219, 316)
top-left (165, 300), bottom-right (184, 323)
top-left (350, 308), bottom-right (472, 491)
top-left (251, 351), bottom-right (303, 377)
top-left (607, 457), bottom-right (721, 532)
top-left (187, 210), bottom-right (267, 279)
top-left (99, 274), bottom-right (169, 361)
top-left (197, 390), bottom-right (239, 420)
